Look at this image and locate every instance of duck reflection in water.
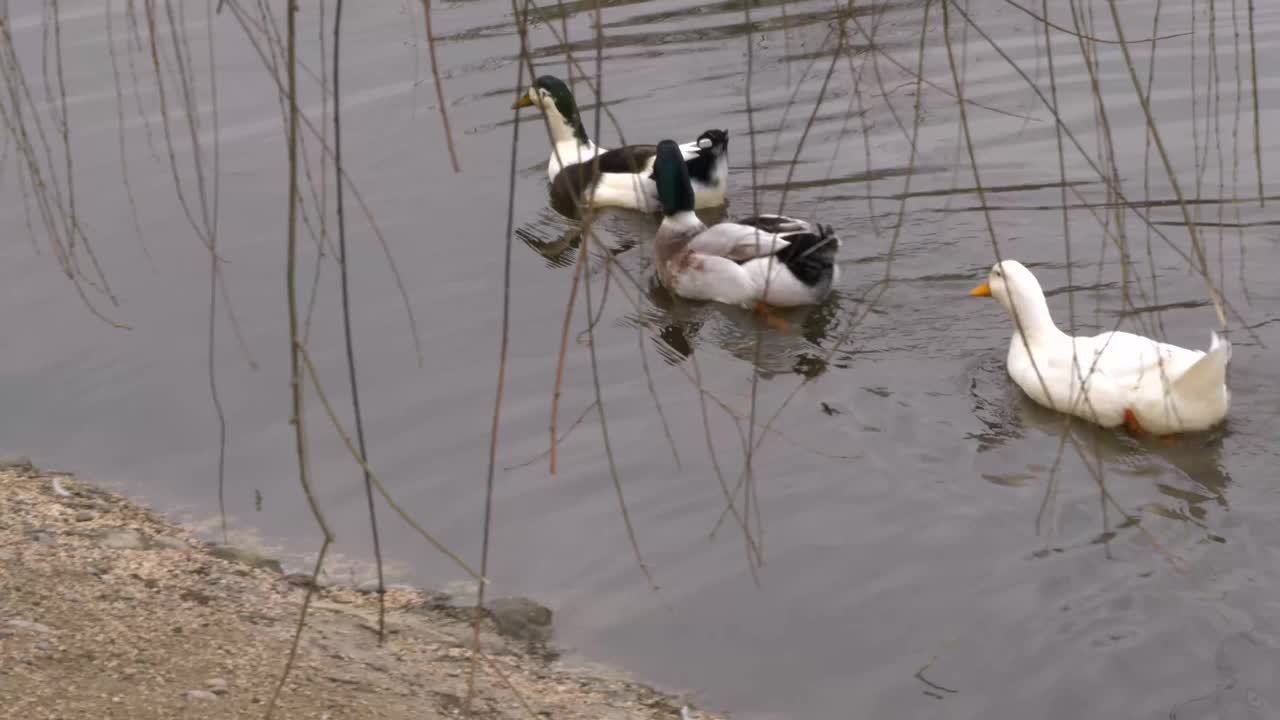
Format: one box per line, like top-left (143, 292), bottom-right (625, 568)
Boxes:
top-left (969, 353), bottom-right (1232, 533)
top-left (640, 279), bottom-right (846, 379)
top-left (515, 206), bottom-right (728, 269)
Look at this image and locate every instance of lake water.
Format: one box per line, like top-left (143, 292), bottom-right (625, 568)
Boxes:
top-left (2, 0), bottom-right (1280, 717)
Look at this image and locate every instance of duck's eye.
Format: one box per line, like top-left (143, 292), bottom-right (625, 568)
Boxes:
top-left (993, 268), bottom-right (1002, 277)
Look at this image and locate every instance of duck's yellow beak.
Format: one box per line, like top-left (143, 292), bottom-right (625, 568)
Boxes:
top-left (970, 281), bottom-right (992, 297)
top-left (511, 93), bottom-right (534, 110)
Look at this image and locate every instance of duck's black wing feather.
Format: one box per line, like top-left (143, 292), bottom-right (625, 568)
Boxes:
top-left (684, 151), bottom-right (716, 186)
top-left (551, 145), bottom-right (658, 208)
top-left (595, 145), bottom-right (658, 173)
top-left (773, 224), bottom-right (841, 288)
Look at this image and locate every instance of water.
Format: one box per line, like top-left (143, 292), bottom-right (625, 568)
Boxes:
top-left (2, 0), bottom-right (1280, 717)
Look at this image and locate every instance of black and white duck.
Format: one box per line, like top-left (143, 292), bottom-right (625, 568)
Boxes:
top-left (512, 75), bottom-right (728, 212)
top-left (650, 139), bottom-right (840, 309)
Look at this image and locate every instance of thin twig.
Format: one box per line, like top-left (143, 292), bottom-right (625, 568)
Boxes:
top-left (266, 1), bottom-right (334, 714)
top-left (333, 0), bottom-right (388, 644)
top-left (418, 0), bottom-right (460, 172)
top-left (549, 240), bottom-right (587, 475)
top-left (465, 0), bottom-right (529, 713)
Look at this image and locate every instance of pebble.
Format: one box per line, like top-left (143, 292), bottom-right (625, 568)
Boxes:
top-left (50, 476), bottom-right (73, 498)
top-left (206, 677), bottom-right (229, 695)
top-left (150, 535), bottom-right (188, 551)
top-left (26, 529), bottom-right (57, 546)
top-left (207, 545), bottom-right (283, 574)
top-left (91, 528), bottom-right (150, 551)
top-left (4, 619), bottom-right (53, 635)
top-left (179, 589), bottom-right (215, 606)
top-left (74, 510), bottom-right (96, 522)
top-left (285, 572), bottom-right (330, 590)
top-left (182, 689), bottom-right (219, 701)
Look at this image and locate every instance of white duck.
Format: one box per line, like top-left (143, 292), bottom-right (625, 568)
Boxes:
top-left (970, 259), bottom-right (1231, 435)
top-left (512, 75), bottom-right (728, 211)
top-left (651, 139), bottom-right (840, 310)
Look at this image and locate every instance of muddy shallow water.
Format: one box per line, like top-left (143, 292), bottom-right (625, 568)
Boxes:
top-left (2, 0), bottom-right (1280, 717)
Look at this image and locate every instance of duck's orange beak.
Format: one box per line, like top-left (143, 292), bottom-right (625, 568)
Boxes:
top-left (970, 281), bottom-right (991, 297)
top-left (511, 94), bottom-right (534, 110)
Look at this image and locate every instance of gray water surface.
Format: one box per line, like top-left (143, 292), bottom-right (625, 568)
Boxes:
top-left (2, 1), bottom-right (1280, 717)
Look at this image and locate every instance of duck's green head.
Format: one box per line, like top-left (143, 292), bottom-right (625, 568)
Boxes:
top-left (512, 75), bottom-right (589, 145)
top-left (653, 140), bottom-right (695, 216)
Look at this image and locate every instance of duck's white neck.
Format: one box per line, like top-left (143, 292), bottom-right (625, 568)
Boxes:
top-left (664, 211), bottom-right (702, 233)
top-left (1003, 285), bottom-right (1063, 344)
top-left (542, 104), bottom-right (589, 147)
top-left (543, 105), bottom-right (596, 180)
top-left (655, 211), bottom-right (702, 262)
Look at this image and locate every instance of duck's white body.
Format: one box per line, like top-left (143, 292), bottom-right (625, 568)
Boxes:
top-left (656, 212), bottom-right (839, 308)
top-left (547, 138), bottom-right (727, 212)
top-left (974, 260), bottom-right (1231, 434)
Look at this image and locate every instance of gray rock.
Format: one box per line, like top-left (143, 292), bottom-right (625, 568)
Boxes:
top-left (284, 573), bottom-right (330, 590)
top-left (34, 640), bottom-right (53, 652)
top-left (91, 529), bottom-right (150, 551)
top-left (0, 455), bottom-right (33, 470)
top-left (205, 678), bottom-right (229, 695)
top-left (179, 589), bottom-right (215, 606)
top-left (182, 689), bottom-right (219, 701)
top-left (207, 545), bottom-right (283, 574)
top-left (26, 529), bottom-right (56, 546)
top-left (74, 510), bottom-right (96, 522)
top-left (150, 535), bottom-right (188, 551)
top-left (488, 597), bottom-right (553, 643)
top-left (4, 619), bottom-right (53, 635)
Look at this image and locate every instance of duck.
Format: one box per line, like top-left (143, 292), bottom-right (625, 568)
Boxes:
top-left (970, 259), bottom-right (1231, 435)
top-left (650, 139), bottom-right (840, 310)
top-left (512, 75), bottom-right (728, 211)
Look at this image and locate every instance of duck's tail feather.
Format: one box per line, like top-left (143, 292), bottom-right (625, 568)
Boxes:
top-left (733, 214), bottom-right (812, 234)
top-left (774, 224), bottom-right (840, 287)
top-left (1173, 331), bottom-right (1232, 394)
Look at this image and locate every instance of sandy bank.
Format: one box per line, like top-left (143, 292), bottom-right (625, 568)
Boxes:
top-left (0, 458), bottom-right (721, 719)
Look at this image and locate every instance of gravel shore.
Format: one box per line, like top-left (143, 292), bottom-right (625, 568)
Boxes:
top-left (0, 458), bottom-right (721, 719)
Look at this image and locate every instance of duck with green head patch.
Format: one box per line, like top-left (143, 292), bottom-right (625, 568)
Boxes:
top-left (512, 75), bottom-right (728, 212)
top-left (650, 139), bottom-right (840, 310)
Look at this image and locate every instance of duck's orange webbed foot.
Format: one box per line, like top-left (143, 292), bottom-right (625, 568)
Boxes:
top-left (753, 301), bottom-right (790, 331)
top-left (1123, 409), bottom-right (1182, 445)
